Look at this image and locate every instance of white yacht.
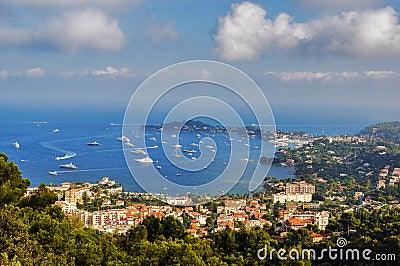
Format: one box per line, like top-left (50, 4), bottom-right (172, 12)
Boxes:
top-left (87, 141), bottom-right (101, 146)
top-left (131, 149), bottom-right (147, 155)
top-left (53, 129), bottom-right (60, 133)
top-left (48, 171), bottom-right (58, 176)
top-left (125, 142), bottom-right (134, 147)
top-left (60, 163), bottom-right (78, 169)
top-left (135, 157), bottom-right (154, 163)
top-left (117, 136), bottom-right (131, 142)
top-left (170, 144), bottom-right (182, 148)
top-left (12, 141), bottom-right (20, 149)
top-left (171, 134), bottom-right (177, 138)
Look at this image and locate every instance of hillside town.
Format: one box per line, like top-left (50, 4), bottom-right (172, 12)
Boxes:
top-left (25, 176), bottom-right (332, 242)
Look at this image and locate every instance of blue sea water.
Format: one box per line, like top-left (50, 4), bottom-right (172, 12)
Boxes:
top-left (0, 122), bottom-right (362, 193)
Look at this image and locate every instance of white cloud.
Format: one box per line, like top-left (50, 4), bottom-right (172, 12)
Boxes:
top-left (62, 66), bottom-right (135, 79)
top-left (214, 1), bottom-right (310, 60)
top-left (92, 66), bottom-right (135, 79)
top-left (265, 70), bottom-right (400, 82)
top-left (214, 2), bottom-right (400, 60)
top-left (14, 67), bottom-right (46, 78)
top-left (362, 70), bottom-right (400, 79)
top-left (147, 22), bottom-right (179, 43)
top-left (0, 9), bottom-right (125, 53)
top-left (42, 9), bottom-right (125, 53)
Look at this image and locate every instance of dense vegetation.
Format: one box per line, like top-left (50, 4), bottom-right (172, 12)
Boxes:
top-left (359, 121), bottom-right (400, 143)
top-left (2, 118), bottom-right (400, 266)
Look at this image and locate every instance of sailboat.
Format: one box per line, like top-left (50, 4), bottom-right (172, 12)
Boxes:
top-left (320, 126), bottom-right (325, 133)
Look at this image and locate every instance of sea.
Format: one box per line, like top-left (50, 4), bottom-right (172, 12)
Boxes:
top-left (0, 121), bottom-right (365, 194)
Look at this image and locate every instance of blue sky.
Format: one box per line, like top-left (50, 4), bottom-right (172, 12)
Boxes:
top-left (1, 0), bottom-right (400, 125)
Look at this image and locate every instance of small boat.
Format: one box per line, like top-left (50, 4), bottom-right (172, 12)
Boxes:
top-left (244, 143), bottom-right (250, 147)
top-left (156, 165), bottom-right (162, 169)
top-left (196, 134), bottom-right (201, 138)
top-left (191, 157), bottom-right (196, 160)
top-left (149, 145), bottom-right (159, 149)
top-left (183, 149), bottom-right (197, 153)
top-left (148, 137), bottom-right (156, 141)
top-left (190, 143), bottom-right (199, 147)
top-left (87, 141), bottom-right (101, 146)
top-left (13, 141), bottom-right (20, 149)
top-left (161, 141), bottom-right (167, 144)
top-left (175, 173), bottom-right (182, 176)
top-left (135, 157), bottom-right (154, 163)
top-left (205, 145), bottom-right (214, 149)
top-left (48, 171), bottom-right (58, 176)
top-left (131, 149), bottom-right (147, 155)
top-left (125, 142), bottom-right (134, 147)
top-left (117, 136), bottom-right (131, 142)
top-left (170, 144), bottom-right (182, 148)
top-left (53, 129), bottom-right (60, 133)
top-left (210, 149), bottom-right (216, 153)
top-left (171, 134), bottom-right (177, 138)
top-left (60, 163), bottom-right (78, 169)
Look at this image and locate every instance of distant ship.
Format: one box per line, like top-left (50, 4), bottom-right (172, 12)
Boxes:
top-left (170, 144), bottom-right (182, 148)
top-left (87, 141), bottom-right (101, 146)
top-left (125, 142), bottom-right (134, 147)
top-left (48, 171), bottom-right (58, 176)
top-left (131, 149), bottom-right (147, 155)
top-left (135, 157), bottom-right (154, 163)
top-left (117, 136), bottom-right (131, 142)
top-left (60, 163), bottom-right (78, 169)
top-left (12, 141), bottom-right (20, 149)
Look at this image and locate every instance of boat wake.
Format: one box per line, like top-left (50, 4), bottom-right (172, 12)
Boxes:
top-left (55, 152), bottom-right (76, 161)
top-left (57, 167), bottom-right (126, 174)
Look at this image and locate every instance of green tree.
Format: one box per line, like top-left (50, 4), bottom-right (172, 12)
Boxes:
top-left (142, 215), bottom-right (163, 242)
top-left (162, 215), bottom-right (185, 240)
top-left (0, 153), bottom-right (30, 206)
top-left (19, 183), bottom-right (58, 210)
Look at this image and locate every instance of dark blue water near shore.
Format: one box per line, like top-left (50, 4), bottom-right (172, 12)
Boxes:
top-left (0, 122), bottom-right (361, 193)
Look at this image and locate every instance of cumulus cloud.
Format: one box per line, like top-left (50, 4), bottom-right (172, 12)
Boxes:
top-left (42, 9), bottom-right (125, 53)
top-left (62, 66), bottom-right (135, 79)
top-left (265, 70), bottom-right (400, 82)
top-left (14, 67), bottom-right (46, 78)
top-left (214, 2), bottom-right (400, 60)
top-left (92, 66), bottom-right (135, 79)
top-left (0, 9), bottom-right (125, 53)
top-left (214, 1), bottom-right (310, 60)
top-left (147, 22), bottom-right (179, 43)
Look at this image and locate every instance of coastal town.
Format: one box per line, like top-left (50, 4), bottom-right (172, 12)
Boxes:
top-left (24, 121), bottom-right (400, 248)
